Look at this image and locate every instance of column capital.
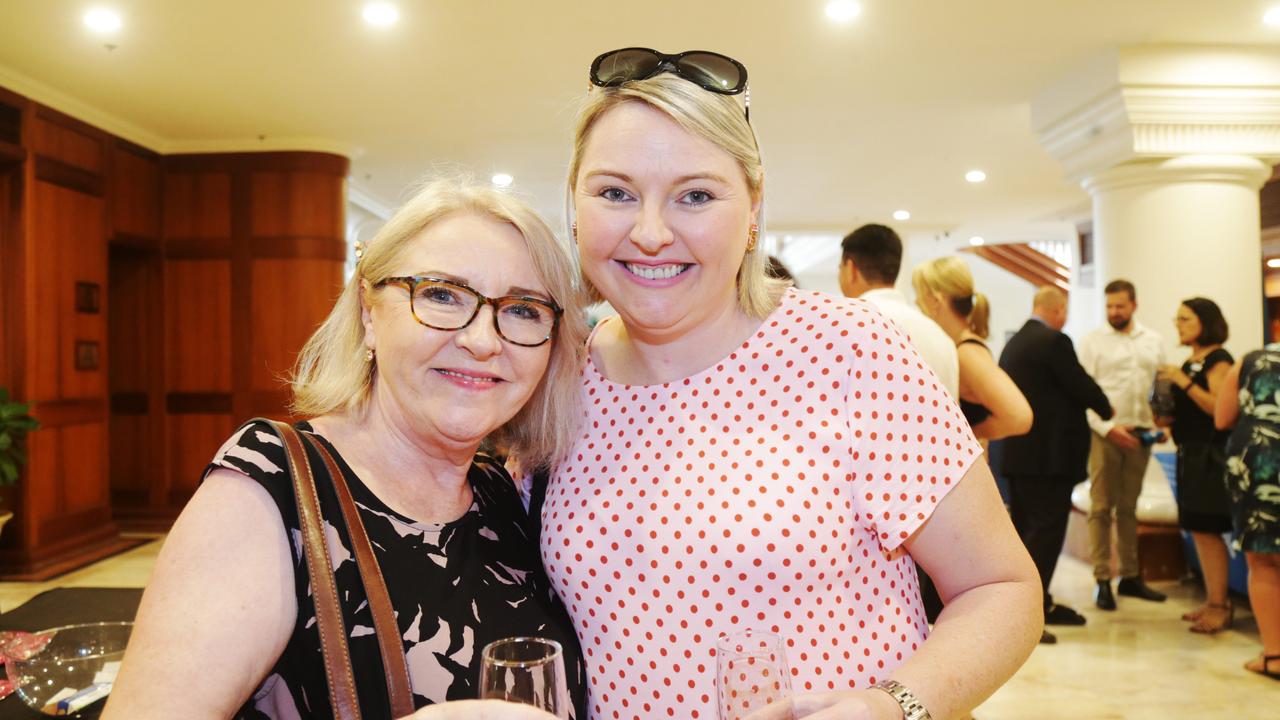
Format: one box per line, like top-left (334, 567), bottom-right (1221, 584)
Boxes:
top-left (1081, 154), bottom-right (1273, 196)
top-left (1033, 46), bottom-right (1280, 182)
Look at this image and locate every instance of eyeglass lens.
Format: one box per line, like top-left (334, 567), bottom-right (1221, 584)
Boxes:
top-left (411, 280), bottom-right (555, 346)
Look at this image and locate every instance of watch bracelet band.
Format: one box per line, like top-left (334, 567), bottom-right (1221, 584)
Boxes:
top-left (872, 679), bottom-right (933, 720)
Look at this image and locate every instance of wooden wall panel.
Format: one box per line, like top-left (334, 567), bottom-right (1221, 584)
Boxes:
top-left (27, 181), bottom-right (107, 401)
top-left (61, 423), bottom-right (107, 513)
top-left (108, 250), bottom-right (163, 509)
top-left (110, 144), bottom-right (161, 239)
top-left (29, 111), bottom-right (105, 173)
top-left (22, 430), bottom-right (59, 536)
top-left (166, 414), bottom-right (233, 502)
top-left (249, 258), bottom-right (342, 391)
top-left (164, 260), bottom-right (232, 392)
top-left (26, 182), bottom-right (62, 400)
top-left (59, 187), bottom-right (107, 400)
top-left (109, 414), bottom-right (150, 494)
top-left (0, 170), bottom-right (17, 390)
top-left (108, 252), bottom-right (159, 392)
top-left (163, 172), bottom-right (231, 239)
top-left (250, 171), bottom-right (345, 237)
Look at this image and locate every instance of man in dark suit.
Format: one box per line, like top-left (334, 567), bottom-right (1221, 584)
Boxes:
top-left (997, 286), bottom-right (1113, 643)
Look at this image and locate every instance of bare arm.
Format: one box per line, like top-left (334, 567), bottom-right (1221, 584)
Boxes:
top-left (959, 343), bottom-right (1033, 440)
top-left (1214, 362), bottom-right (1242, 430)
top-left (747, 461), bottom-right (1041, 720)
top-left (891, 460), bottom-right (1042, 718)
top-left (1158, 358), bottom-right (1230, 417)
top-left (102, 470), bottom-right (297, 720)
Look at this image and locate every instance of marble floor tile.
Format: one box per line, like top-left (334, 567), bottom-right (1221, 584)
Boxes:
top-left (977, 555), bottom-right (1279, 719)
top-left (0, 535), bottom-right (161, 613)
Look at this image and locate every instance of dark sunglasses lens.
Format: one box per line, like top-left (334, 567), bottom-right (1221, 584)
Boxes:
top-left (677, 53), bottom-right (745, 93)
top-left (594, 49), bottom-right (663, 86)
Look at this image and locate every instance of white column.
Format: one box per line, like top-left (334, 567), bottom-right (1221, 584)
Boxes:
top-left (1033, 45), bottom-right (1280, 358)
top-left (1084, 155), bottom-right (1271, 358)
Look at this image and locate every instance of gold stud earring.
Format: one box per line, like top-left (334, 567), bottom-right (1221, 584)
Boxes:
top-left (366, 348), bottom-right (375, 362)
top-left (571, 222), bottom-right (578, 241)
top-left (746, 223), bottom-right (759, 254)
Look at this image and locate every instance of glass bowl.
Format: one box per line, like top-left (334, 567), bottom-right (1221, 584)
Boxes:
top-left (5, 621), bottom-right (132, 716)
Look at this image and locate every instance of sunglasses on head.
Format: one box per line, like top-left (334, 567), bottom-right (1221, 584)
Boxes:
top-left (589, 47), bottom-right (750, 118)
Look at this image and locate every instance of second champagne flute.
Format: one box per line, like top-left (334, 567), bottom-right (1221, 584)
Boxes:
top-left (716, 628), bottom-right (795, 720)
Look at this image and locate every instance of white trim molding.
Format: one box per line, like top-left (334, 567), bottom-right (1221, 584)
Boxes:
top-left (1034, 46), bottom-right (1280, 183)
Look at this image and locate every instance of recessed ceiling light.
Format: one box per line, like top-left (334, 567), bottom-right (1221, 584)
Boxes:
top-left (491, 173), bottom-right (513, 187)
top-left (83, 7), bottom-right (122, 33)
top-left (1267, 257), bottom-right (1280, 269)
top-left (825, 0), bottom-right (862, 23)
top-left (892, 210), bottom-right (911, 221)
top-left (965, 170), bottom-right (987, 183)
top-left (363, 2), bottom-right (399, 27)
top-left (969, 236), bottom-right (985, 246)
top-left (1265, 6), bottom-right (1280, 26)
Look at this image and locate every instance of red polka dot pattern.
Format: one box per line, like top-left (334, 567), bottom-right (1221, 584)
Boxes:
top-left (542, 289), bottom-right (981, 720)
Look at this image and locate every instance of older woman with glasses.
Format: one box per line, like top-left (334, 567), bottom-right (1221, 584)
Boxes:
top-left (104, 179), bottom-right (588, 720)
top-left (536, 48), bottom-right (1042, 720)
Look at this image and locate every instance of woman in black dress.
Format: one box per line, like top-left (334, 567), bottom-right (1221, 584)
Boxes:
top-left (104, 179), bottom-right (589, 719)
top-left (1157, 297), bottom-right (1233, 634)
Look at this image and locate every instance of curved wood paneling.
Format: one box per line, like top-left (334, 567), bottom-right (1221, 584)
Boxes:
top-left (0, 83), bottom-right (351, 571)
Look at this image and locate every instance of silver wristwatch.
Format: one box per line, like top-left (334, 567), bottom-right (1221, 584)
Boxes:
top-left (872, 679), bottom-right (933, 720)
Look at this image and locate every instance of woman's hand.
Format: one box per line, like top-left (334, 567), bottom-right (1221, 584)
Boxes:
top-left (742, 689), bottom-right (902, 720)
top-left (398, 700), bottom-right (560, 719)
top-left (1156, 364), bottom-right (1189, 389)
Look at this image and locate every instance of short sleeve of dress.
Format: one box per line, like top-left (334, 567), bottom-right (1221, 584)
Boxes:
top-left (842, 301), bottom-right (982, 551)
top-left (203, 420), bottom-right (302, 542)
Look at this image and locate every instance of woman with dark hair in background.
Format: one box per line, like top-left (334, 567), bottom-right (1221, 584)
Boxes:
top-left (1157, 297), bottom-right (1234, 634)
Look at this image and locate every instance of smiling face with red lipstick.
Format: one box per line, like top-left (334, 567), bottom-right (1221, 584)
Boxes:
top-left (362, 212), bottom-right (554, 449)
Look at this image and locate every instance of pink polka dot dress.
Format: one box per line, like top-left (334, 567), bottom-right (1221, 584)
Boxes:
top-left (542, 288), bottom-right (981, 720)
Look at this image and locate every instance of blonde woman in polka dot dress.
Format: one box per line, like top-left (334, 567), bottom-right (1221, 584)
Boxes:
top-left (538, 49), bottom-right (1044, 720)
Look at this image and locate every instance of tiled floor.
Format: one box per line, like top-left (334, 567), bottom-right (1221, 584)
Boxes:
top-left (0, 536), bottom-right (162, 614)
top-left (0, 541), bottom-right (1275, 716)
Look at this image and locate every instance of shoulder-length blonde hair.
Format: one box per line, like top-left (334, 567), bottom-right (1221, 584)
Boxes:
top-left (567, 74), bottom-right (788, 319)
top-left (911, 256), bottom-right (990, 339)
top-left (291, 177), bottom-right (587, 469)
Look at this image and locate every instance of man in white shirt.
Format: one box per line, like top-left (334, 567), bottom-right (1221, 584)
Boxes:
top-left (839, 224), bottom-right (959, 398)
top-left (1079, 279), bottom-right (1168, 609)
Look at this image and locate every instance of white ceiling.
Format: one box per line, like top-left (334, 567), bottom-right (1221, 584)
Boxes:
top-left (1, 0), bottom-right (1277, 232)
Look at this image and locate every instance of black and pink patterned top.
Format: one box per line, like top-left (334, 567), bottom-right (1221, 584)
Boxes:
top-left (207, 420), bottom-right (587, 719)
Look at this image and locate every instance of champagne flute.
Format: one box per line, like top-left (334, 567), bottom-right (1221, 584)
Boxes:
top-left (716, 629), bottom-right (795, 720)
top-left (479, 637), bottom-right (569, 719)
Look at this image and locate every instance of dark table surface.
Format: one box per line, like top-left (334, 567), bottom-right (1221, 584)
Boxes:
top-left (0, 588), bottom-right (143, 720)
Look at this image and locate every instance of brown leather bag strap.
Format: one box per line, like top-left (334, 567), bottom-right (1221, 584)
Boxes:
top-left (309, 434), bottom-right (416, 717)
top-left (268, 420), bottom-right (362, 720)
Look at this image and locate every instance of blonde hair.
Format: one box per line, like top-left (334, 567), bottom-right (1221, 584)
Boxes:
top-left (291, 177), bottom-right (587, 469)
top-left (567, 74), bottom-right (787, 319)
top-left (912, 256), bottom-right (989, 339)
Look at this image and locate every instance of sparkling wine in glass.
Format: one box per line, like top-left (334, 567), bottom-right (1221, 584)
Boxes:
top-left (716, 629), bottom-right (795, 720)
top-left (479, 637), bottom-right (569, 719)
